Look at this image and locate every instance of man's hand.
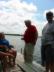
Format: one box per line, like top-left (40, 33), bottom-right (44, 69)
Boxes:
top-left (21, 38), bottom-right (24, 40)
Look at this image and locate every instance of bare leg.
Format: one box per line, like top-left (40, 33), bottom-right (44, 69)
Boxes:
top-left (51, 63), bottom-right (54, 72)
top-left (45, 63), bottom-right (49, 72)
top-left (2, 56), bottom-right (8, 72)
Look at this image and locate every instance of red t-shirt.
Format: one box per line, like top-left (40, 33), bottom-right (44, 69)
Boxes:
top-left (24, 25), bottom-right (38, 45)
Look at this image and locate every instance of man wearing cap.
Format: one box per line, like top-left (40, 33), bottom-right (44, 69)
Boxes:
top-left (22, 20), bottom-right (38, 63)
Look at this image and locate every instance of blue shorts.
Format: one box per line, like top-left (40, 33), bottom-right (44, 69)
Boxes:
top-left (45, 44), bottom-right (54, 64)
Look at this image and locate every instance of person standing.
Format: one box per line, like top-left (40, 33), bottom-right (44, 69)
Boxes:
top-left (41, 11), bottom-right (54, 72)
top-left (41, 23), bottom-right (48, 66)
top-left (22, 20), bottom-right (38, 63)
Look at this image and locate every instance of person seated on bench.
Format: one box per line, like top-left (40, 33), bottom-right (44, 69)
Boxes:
top-left (0, 32), bottom-right (17, 66)
top-left (0, 48), bottom-right (13, 72)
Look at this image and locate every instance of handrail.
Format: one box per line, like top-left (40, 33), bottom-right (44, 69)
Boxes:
top-left (5, 34), bottom-right (23, 36)
top-left (5, 34), bottom-right (41, 38)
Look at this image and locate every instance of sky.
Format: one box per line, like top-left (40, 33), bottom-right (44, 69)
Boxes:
top-left (0, 0), bottom-right (54, 36)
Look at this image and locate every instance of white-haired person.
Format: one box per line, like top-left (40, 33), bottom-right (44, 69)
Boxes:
top-left (22, 20), bottom-right (38, 63)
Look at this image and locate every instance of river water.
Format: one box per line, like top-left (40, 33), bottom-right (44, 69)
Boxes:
top-left (5, 35), bottom-right (41, 64)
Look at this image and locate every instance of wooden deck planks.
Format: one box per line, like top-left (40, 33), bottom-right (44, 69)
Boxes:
top-left (16, 53), bottom-right (45, 72)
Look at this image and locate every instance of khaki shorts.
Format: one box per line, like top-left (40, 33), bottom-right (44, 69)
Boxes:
top-left (24, 43), bottom-right (34, 62)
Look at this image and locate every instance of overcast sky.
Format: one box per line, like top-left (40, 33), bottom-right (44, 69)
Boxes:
top-left (0, 0), bottom-right (54, 36)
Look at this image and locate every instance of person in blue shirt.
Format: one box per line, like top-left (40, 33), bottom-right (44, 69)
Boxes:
top-left (0, 32), bottom-right (17, 66)
top-left (0, 34), bottom-right (10, 52)
top-left (0, 32), bottom-right (14, 72)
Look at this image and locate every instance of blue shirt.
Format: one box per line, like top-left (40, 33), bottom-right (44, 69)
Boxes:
top-left (0, 39), bottom-right (10, 52)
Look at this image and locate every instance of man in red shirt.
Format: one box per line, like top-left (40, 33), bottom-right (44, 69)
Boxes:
top-left (22, 20), bottom-right (38, 63)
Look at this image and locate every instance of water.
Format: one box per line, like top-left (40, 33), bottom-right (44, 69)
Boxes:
top-left (5, 35), bottom-right (41, 64)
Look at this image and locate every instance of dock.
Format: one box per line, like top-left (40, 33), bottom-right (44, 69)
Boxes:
top-left (1, 53), bottom-right (45, 72)
top-left (16, 53), bottom-right (45, 72)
